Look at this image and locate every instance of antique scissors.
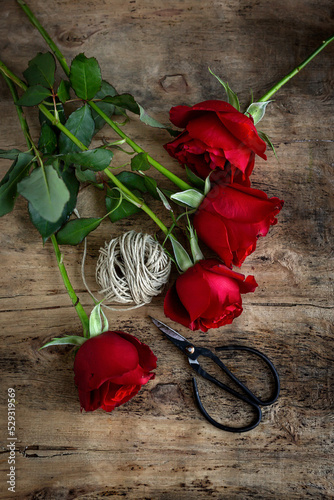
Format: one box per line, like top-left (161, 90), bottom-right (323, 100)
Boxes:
top-left (150, 317), bottom-right (280, 433)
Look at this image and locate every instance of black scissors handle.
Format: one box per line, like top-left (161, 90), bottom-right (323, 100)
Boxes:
top-left (189, 345), bottom-right (280, 432)
top-left (215, 345), bottom-right (280, 406)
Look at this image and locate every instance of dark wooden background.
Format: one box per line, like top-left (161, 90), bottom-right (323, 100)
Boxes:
top-left (0, 0), bottom-right (333, 498)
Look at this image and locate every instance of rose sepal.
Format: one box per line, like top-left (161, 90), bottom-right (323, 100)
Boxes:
top-left (246, 101), bottom-right (272, 125)
top-left (89, 301), bottom-right (109, 338)
top-left (39, 335), bottom-right (87, 350)
top-left (169, 236), bottom-right (193, 272)
top-left (208, 67), bottom-right (240, 111)
top-left (170, 189), bottom-right (204, 209)
top-left (188, 223), bottom-right (204, 264)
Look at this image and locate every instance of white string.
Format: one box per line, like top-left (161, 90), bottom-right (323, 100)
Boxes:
top-left (77, 208), bottom-right (171, 311)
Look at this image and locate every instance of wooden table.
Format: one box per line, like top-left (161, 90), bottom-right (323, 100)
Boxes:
top-left (0, 1), bottom-right (333, 498)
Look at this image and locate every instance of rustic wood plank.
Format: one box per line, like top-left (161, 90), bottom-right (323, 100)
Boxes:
top-left (0, 0), bottom-right (333, 498)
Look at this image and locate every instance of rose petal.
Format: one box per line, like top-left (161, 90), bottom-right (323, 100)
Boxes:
top-left (186, 114), bottom-right (253, 174)
top-left (169, 100), bottom-right (237, 128)
top-left (101, 383), bottom-right (141, 411)
top-left (113, 331), bottom-right (157, 373)
top-left (164, 284), bottom-right (192, 328)
top-left (217, 111), bottom-right (267, 159)
top-left (176, 263), bottom-right (212, 323)
top-left (74, 332), bottom-right (140, 391)
top-left (194, 210), bottom-right (234, 268)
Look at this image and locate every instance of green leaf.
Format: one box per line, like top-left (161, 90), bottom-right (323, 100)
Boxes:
top-left (0, 153), bottom-right (34, 217)
top-left (170, 189), bottom-right (204, 209)
top-left (106, 188), bottom-right (141, 223)
top-left (70, 53), bottom-right (102, 100)
top-left (131, 152), bottom-right (151, 172)
top-left (246, 101), bottom-right (272, 125)
top-left (75, 166), bottom-right (98, 184)
top-left (139, 105), bottom-right (164, 127)
top-left (58, 148), bottom-right (113, 171)
top-left (59, 104), bottom-right (95, 154)
top-left (0, 149), bottom-right (24, 160)
top-left (185, 166), bottom-right (205, 189)
top-left (38, 123), bottom-right (57, 154)
top-left (91, 80), bottom-right (117, 132)
top-left (40, 335), bottom-right (86, 349)
top-left (114, 171), bottom-right (147, 193)
top-left (23, 52), bottom-right (56, 88)
top-left (56, 217), bottom-right (102, 245)
top-left (169, 237), bottom-right (193, 272)
top-left (29, 168), bottom-right (79, 243)
top-left (17, 85), bottom-right (52, 106)
top-left (258, 130), bottom-right (278, 160)
top-left (57, 80), bottom-right (71, 103)
top-left (89, 302), bottom-right (109, 338)
top-left (208, 68), bottom-right (240, 111)
top-left (101, 94), bottom-right (140, 114)
top-left (18, 163), bottom-right (70, 222)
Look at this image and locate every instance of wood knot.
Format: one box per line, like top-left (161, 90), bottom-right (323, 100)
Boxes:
top-left (150, 383), bottom-right (184, 404)
top-left (159, 74), bottom-right (188, 93)
top-left (56, 30), bottom-right (88, 47)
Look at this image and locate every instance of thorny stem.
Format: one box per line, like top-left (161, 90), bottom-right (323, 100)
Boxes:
top-left (51, 235), bottom-right (90, 338)
top-left (2, 75), bottom-right (33, 150)
top-left (103, 168), bottom-right (169, 235)
top-left (16, 0), bottom-right (71, 77)
top-left (258, 35), bottom-right (334, 102)
top-left (2, 69), bottom-right (90, 336)
top-left (15, 0), bottom-right (193, 192)
top-left (88, 101), bottom-right (192, 191)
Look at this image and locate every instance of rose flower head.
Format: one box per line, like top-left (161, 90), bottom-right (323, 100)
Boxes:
top-left (164, 100), bottom-right (267, 185)
top-left (193, 181), bottom-right (284, 268)
top-left (73, 331), bottom-right (157, 412)
top-left (164, 259), bottom-right (257, 332)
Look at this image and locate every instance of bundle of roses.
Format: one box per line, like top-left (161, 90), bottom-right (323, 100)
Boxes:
top-left (0, 0), bottom-right (332, 412)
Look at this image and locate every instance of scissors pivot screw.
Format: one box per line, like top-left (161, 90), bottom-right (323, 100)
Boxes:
top-left (186, 346), bottom-right (195, 354)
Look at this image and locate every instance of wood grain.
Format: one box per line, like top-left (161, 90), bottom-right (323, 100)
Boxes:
top-left (0, 0), bottom-right (333, 498)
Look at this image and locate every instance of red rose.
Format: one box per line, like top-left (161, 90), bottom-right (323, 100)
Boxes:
top-left (73, 331), bottom-right (157, 412)
top-left (193, 181), bottom-right (284, 268)
top-left (164, 259), bottom-right (257, 332)
top-left (164, 100), bottom-right (267, 185)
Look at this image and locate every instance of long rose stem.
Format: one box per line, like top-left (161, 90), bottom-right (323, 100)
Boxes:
top-left (51, 236), bottom-right (90, 338)
top-left (258, 35), bottom-right (334, 102)
top-left (2, 71), bottom-right (90, 337)
top-left (15, 0), bottom-right (193, 192)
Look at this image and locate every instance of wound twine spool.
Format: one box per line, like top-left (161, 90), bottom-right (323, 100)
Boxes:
top-left (82, 229), bottom-right (171, 311)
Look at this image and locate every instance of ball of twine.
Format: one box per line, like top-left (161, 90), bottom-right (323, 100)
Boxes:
top-left (95, 230), bottom-right (171, 310)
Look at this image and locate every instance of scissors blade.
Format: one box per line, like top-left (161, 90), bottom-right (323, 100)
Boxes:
top-left (149, 316), bottom-right (194, 354)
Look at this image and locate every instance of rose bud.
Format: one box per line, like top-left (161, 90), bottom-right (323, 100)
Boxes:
top-left (164, 259), bottom-right (257, 332)
top-left (164, 100), bottom-right (267, 185)
top-left (193, 182), bottom-right (284, 268)
top-left (73, 331), bottom-right (157, 412)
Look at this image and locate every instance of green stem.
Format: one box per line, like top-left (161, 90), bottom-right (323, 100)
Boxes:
top-left (103, 168), bottom-right (169, 235)
top-left (88, 101), bottom-right (192, 191)
top-left (16, 0), bottom-right (71, 78)
top-left (0, 60), bottom-right (26, 91)
top-left (258, 35), bottom-right (334, 102)
top-left (2, 74), bottom-right (33, 151)
top-left (14, 0), bottom-right (192, 192)
top-left (51, 235), bottom-right (90, 338)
